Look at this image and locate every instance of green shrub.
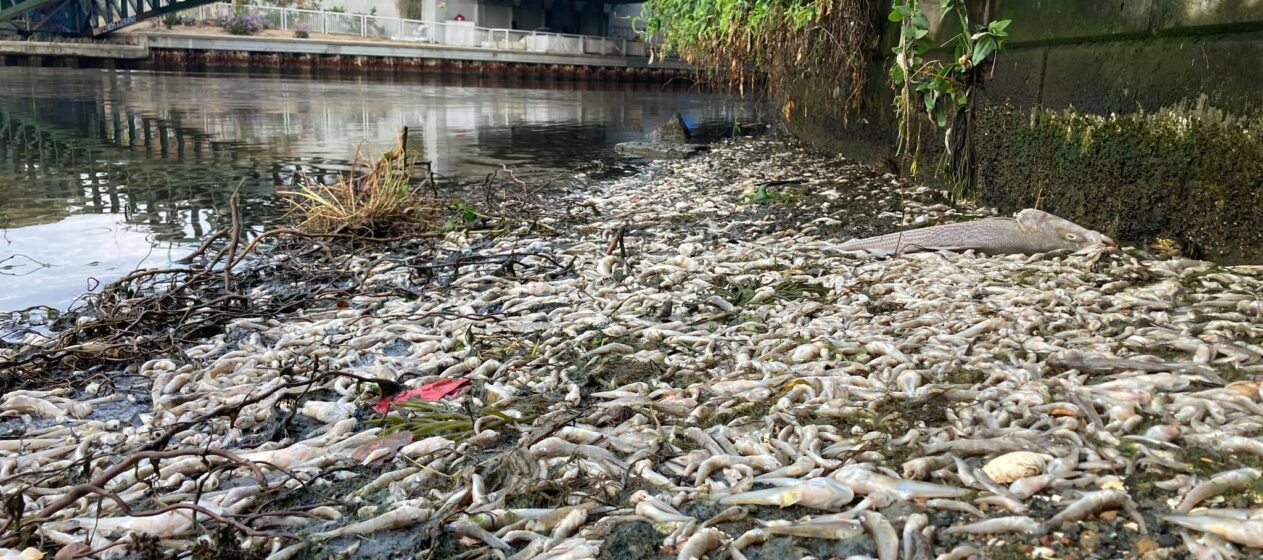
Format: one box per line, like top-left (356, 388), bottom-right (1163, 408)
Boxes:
top-left (640, 0), bottom-right (883, 117)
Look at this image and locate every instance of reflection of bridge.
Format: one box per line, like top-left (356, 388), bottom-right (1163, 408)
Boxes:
top-left (0, 83), bottom-right (297, 240)
top-left (1, 68), bottom-right (745, 241)
top-left (0, 0), bottom-right (212, 36)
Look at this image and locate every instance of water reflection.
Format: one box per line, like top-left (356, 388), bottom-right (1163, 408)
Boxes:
top-left (0, 215), bottom-right (183, 312)
top-left (0, 67), bottom-right (752, 310)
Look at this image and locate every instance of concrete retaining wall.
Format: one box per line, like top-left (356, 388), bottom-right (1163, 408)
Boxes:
top-left (0, 33), bottom-right (687, 82)
top-left (787, 0), bottom-right (1263, 262)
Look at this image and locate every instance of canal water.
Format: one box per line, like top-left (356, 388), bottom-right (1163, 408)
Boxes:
top-left (0, 67), bottom-right (756, 312)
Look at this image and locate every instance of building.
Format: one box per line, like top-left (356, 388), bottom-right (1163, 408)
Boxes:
top-left (328, 0), bottom-right (645, 38)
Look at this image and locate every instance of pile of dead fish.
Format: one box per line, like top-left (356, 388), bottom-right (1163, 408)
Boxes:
top-left (4, 137), bottom-right (1263, 560)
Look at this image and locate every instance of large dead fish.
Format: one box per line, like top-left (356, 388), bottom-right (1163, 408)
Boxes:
top-left (838, 209), bottom-right (1115, 256)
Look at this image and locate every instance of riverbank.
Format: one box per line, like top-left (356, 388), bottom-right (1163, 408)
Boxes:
top-left (3, 137), bottom-right (1263, 559)
top-left (0, 28), bottom-right (686, 81)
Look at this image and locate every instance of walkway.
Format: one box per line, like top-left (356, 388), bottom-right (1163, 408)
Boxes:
top-left (132, 28), bottom-right (683, 70)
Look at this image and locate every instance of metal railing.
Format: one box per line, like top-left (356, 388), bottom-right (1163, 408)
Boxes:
top-left (185, 2), bottom-right (655, 57)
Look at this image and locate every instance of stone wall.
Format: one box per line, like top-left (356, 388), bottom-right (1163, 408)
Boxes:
top-left (786, 0), bottom-right (1263, 262)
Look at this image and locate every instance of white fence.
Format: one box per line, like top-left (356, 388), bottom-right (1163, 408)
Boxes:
top-left (187, 3), bottom-right (654, 57)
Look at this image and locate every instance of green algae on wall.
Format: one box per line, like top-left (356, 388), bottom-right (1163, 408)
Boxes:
top-left (759, 0), bottom-right (1263, 262)
top-left (975, 100), bottom-right (1263, 263)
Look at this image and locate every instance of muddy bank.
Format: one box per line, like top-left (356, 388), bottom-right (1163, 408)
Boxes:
top-left (3, 137), bottom-right (1263, 560)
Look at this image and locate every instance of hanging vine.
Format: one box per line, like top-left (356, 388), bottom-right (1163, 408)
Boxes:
top-left (639, 0), bottom-right (884, 122)
top-left (638, 0), bottom-right (1011, 201)
top-left (889, 0), bottom-right (1010, 200)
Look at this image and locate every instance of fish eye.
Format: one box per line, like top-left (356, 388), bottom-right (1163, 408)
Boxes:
top-left (1064, 233), bottom-right (1080, 242)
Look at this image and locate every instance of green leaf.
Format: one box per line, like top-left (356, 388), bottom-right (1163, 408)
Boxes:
top-left (888, 10), bottom-right (902, 22)
top-left (750, 183), bottom-right (779, 202)
top-left (912, 28), bottom-right (928, 39)
top-left (889, 64), bottom-right (905, 85)
top-left (989, 19), bottom-right (1011, 35)
top-left (972, 38), bottom-right (997, 62)
top-left (936, 106), bottom-right (949, 128)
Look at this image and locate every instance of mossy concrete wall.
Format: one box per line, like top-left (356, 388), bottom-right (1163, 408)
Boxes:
top-left (786, 0), bottom-right (1263, 262)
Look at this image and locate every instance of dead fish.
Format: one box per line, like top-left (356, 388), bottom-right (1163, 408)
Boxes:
top-left (312, 505), bottom-right (430, 540)
top-left (759, 514), bottom-right (864, 540)
top-left (838, 209), bottom-right (1114, 256)
top-left (834, 465), bottom-right (969, 500)
top-left (720, 477), bottom-right (854, 511)
top-left (1164, 510), bottom-right (1263, 548)
top-left (941, 516), bottom-right (1040, 536)
top-left (1048, 350), bottom-right (1219, 380)
top-left (1041, 490), bottom-right (1147, 535)
top-left (676, 527), bottom-right (727, 560)
top-left (1178, 468), bottom-right (1262, 513)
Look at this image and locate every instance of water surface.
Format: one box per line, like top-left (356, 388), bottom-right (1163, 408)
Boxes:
top-left (0, 67), bottom-right (753, 311)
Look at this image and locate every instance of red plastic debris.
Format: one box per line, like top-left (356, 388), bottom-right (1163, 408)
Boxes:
top-left (372, 378), bottom-right (471, 413)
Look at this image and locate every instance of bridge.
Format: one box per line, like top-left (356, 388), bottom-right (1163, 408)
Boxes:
top-left (0, 0), bottom-right (207, 36)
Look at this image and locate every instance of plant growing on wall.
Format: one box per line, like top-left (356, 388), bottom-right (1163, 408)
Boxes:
top-left (890, 0), bottom-right (1009, 200)
top-left (639, 0), bottom-right (1008, 201)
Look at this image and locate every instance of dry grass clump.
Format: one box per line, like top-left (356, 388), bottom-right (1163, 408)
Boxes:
top-left (288, 144), bottom-right (441, 236)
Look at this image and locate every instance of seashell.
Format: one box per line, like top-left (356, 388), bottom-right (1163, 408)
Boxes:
top-left (981, 452), bottom-right (1050, 483)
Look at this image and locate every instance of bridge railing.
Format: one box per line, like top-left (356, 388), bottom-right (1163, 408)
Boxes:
top-left (183, 2), bottom-right (658, 57)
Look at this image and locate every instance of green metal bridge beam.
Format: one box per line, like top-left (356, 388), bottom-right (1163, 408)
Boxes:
top-left (1, 0), bottom-right (217, 35)
top-left (0, 0), bottom-right (63, 23)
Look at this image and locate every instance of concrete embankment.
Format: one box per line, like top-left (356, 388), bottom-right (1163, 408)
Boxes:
top-left (0, 31), bottom-right (687, 81)
top-left (784, 0), bottom-right (1263, 263)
